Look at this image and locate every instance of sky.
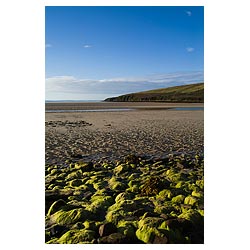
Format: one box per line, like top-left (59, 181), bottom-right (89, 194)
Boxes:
top-left (45, 6), bottom-right (204, 100)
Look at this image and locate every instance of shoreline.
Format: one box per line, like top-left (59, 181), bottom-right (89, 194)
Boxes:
top-left (46, 102), bottom-right (204, 111)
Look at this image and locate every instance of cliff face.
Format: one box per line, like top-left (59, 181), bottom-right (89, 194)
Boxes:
top-left (104, 83), bottom-right (204, 103)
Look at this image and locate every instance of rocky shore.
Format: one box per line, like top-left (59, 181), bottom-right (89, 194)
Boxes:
top-left (45, 106), bottom-right (204, 244)
top-left (45, 154), bottom-right (204, 244)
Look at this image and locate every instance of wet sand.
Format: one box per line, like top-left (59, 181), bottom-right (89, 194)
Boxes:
top-left (45, 102), bottom-right (204, 165)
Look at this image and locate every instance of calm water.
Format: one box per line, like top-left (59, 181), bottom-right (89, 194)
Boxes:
top-left (45, 107), bottom-right (203, 113)
top-left (46, 108), bottom-right (134, 113)
top-left (172, 107), bottom-right (204, 111)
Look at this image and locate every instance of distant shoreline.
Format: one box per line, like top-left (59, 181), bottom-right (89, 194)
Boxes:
top-left (45, 101), bottom-right (204, 111)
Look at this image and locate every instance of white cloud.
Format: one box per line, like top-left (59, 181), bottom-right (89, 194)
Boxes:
top-left (83, 44), bottom-right (92, 48)
top-left (186, 47), bottom-right (195, 52)
top-left (45, 71), bottom-right (204, 100)
top-left (186, 11), bottom-right (192, 17)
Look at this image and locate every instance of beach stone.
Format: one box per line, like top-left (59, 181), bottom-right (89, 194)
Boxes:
top-left (138, 216), bottom-right (164, 229)
top-left (124, 154), bottom-right (140, 164)
top-left (75, 162), bottom-right (94, 172)
top-left (114, 164), bottom-right (131, 175)
top-left (93, 181), bottom-right (107, 190)
top-left (48, 224), bottom-right (68, 238)
top-left (84, 221), bottom-right (97, 231)
top-left (109, 177), bottom-right (127, 191)
top-left (140, 176), bottom-right (169, 196)
top-left (115, 192), bottom-right (134, 203)
top-left (50, 208), bottom-right (91, 226)
top-left (184, 196), bottom-right (198, 206)
top-left (68, 179), bottom-right (83, 187)
top-left (191, 191), bottom-right (203, 198)
top-left (153, 235), bottom-right (168, 244)
top-left (196, 179), bottom-right (204, 189)
top-left (66, 170), bottom-right (82, 181)
top-left (57, 229), bottom-right (96, 244)
top-left (117, 220), bottom-right (136, 238)
top-left (99, 222), bottom-right (117, 237)
top-left (71, 222), bottom-right (85, 230)
top-left (45, 189), bottom-right (74, 213)
top-left (136, 225), bottom-right (165, 244)
top-left (157, 189), bottom-right (173, 200)
top-left (86, 196), bottom-right (114, 219)
top-left (47, 199), bottom-right (67, 216)
top-left (98, 233), bottom-right (127, 244)
top-left (172, 194), bottom-right (185, 204)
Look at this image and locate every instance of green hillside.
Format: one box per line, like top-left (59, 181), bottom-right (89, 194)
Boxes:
top-left (104, 82), bottom-right (204, 103)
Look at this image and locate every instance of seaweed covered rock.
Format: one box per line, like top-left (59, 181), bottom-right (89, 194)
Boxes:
top-left (45, 154), bottom-right (204, 244)
top-left (57, 229), bottom-right (96, 243)
top-left (140, 176), bottom-right (169, 196)
top-left (47, 199), bottom-right (67, 216)
top-left (97, 233), bottom-right (127, 244)
top-left (171, 195), bottom-right (185, 204)
top-left (178, 209), bottom-right (203, 225)
top-left (86, 195), bottom-right (114, 219)
top-left (115, 192), bottom-right (134, 203)
top-left (114, 164), bottom-right (132, 175)
top-left (184, 196), bottom-right (198, 206)
top-left (117, 220), bottom-right (137, 239)
top-left (108, 177), bottom-right (127, 191)
top-left (157, 189), bottom-right (173, 200)
top-left (138, 216), bottom-right (164, 229)
top-left (74, 162), bottom-right (94, 172)
top-left (50, 208), bottom-right (91, 226)
top-left (124, 154), bottom-right (141, 164)
top-left (65, 170), bottom-right (83, 181)
top-left (136, 225), bottom-right (167, 244)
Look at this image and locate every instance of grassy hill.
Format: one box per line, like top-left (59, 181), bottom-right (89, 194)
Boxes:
top-left (104, 82), bottom-right (204, 103)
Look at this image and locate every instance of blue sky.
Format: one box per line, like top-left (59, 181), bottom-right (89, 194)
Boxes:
top-left (45, 6), bottom-right (204, 100)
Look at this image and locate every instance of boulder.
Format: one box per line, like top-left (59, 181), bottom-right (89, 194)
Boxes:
top-left (136, 225), bottom-right (165, 244)
top-left (117, 220), bottom-right (136, 239)
top-left (50, 208), bottom-right (91, 226)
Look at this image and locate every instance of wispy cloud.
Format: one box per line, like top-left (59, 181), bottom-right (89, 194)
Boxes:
top-left (186, 47), bottom-right (195, 52)
top-left (83, 44), bottom-right (92, 48)
top-left (46, 71), bottom-right (204, 100)
top-left (186, 11), bottom-right (192, 17)
top-left (45, 44), bottom-right (52, 48)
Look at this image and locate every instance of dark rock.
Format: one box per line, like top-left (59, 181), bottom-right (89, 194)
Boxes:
top-left (153, 235), bottom-right (168, 244)
top-left (49, 225), bottom-right (68, 238)
top-left (133, 208), bottom-right (146, 217)
top-left (124, 154), bottom-right (140, 164)
top-left (99, 222), bottom-right (117, 237)
top-left (70, 154), bottom-right (82, 159)
top-left (98, 233), bottom-right (127, 244)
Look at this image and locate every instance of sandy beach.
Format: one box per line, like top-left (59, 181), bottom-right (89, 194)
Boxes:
top-left (45, 102), bottom-right (204, 165)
